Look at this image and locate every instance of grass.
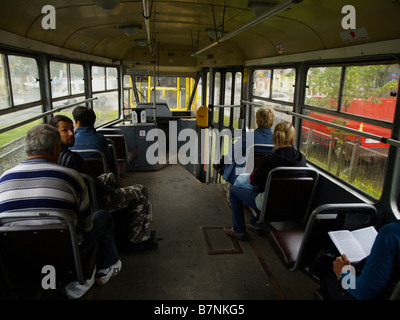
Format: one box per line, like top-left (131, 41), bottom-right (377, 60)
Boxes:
top-left (305, 152), bottom-right (383, 199)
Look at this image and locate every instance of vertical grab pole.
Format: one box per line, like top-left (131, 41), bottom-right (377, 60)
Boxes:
top-left (206, 49), bottom-right (213, 184)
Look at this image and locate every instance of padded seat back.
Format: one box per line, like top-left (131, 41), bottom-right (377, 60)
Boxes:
top-left (81, 173), bottom-right (99, 211)
top-left (72, 149), bottom-right (109, 177)
top-left (244, 144), bottom-right (274, 173)
top-left (265, 177), bottom-right (315, 222)
top-left (0, 210), bottom-right (93, 297)
top-left (258, 167), bottom-right (319, 226)
top-left (269, 203), bottom-right (377, 273)
top-left (294, 203), bottom-right (377, 272)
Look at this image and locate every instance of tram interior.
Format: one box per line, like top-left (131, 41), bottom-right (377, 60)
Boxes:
top-left (0, 0), bottom-right (400, 302)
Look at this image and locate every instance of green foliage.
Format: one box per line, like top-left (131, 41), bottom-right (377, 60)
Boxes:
top-left (306, 64), bottom-right (399, 111)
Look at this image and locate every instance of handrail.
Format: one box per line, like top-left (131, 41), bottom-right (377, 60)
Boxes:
top-left (192, 0), bottom-right (302, 56)
top-left (211, 104), bottom-right (243, 108)
top-left (241, 99), bottom-right (400, 148)
top-left (0, 97), bottom-right (98, 135)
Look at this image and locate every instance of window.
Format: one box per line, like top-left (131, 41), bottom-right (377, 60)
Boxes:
top-left (123, 75), bottom-right (135, 119)
top-left (8, 55), bottom-right (41, 105)
top-left (193, 77), bottom-right (203, 114)
top-left (70, 64), bottom-right (85, 95)
top-left (50, 61), bottom-right (68, 98)
top-left (91, 66), bottom-right (119, 126)
top-left (213, 72), bottom-right (221, 123)
top-left (0, 54), bottom-right (11, 110)
top-left (92, 66), bottom-right (106, 92)
top-left (342, 65), bottom-right (397, 122)
top-left (252, 68), bottom-right (295, 129)
top-left (127, 74), bottom-right (197, 120)
top-left (106, 67), bottom-right (118, 90)
top-left (50, 61), bottom-right (85, 115)
top-left (0, 53), bottom-right (42, 175)
top-left (50, 61), bottom-right (84, 100)
top-left (233, 72), bottom-right (242, 129)
top-left (253, 69), bottom-right (271, 98)
top-left (305, 67), bottom-right (341, 109)
top-left (300, 63), bottom-right (399, 199)
top-left (272, 68), bottom-right (295, 103)
top-left (223, 72), bottom-right (232, 127)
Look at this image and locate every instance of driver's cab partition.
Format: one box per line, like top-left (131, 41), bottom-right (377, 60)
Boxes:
top-left (105, 103), bottom-right (201, 174)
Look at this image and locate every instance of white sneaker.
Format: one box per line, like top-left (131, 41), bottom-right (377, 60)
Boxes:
top-left (96, 259), bottom-right (122, 285)
top-left (65, 267), bottom-right (96, 299)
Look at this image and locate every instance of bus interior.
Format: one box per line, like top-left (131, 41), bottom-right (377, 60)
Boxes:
top-left (0, 0), bottom-right (400, 304)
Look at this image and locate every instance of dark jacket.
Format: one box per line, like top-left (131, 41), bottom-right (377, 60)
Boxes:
top-left (71, 126), bottom-right (112, 167)
top-left (250, 146), bottom-right (306, 192)
top-left (58, 146), bottom-right (107, 198)
top-left (223, 127), bottom-right (274, 184)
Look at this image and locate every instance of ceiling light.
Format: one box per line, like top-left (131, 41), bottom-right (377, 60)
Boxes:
top-left (135, 39), bottom-right (148, 47)
top-left (95, 0), bottom-right (120, 11)
top-left (119, 24), bottom-right (142, 36)
top-left (80, 42), bottom-right (88, 51)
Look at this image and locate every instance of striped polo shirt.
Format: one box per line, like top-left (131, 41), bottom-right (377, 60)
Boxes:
top-left (0, 158), bottom-right (93, 238)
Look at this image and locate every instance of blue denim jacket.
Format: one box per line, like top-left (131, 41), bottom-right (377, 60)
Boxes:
top-left (70, 126), bottom-right (112, 166)
top-left (222, 127), bottom-right (274, 184)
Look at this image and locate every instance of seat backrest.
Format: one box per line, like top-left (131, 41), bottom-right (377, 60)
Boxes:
top-left (98, 128), bottom-right (134, 163)
top-left (106, 138), bottom-right (121, 181)
top-left (258, 167), bottom-right (319, 225)
top-left (59, 149), bottom-right (79, 169)
top-left (72, 149), bottom-right (109, 177)
top-left (388, 280), bottom-right (400, 300)
top-left (81, 173), bottom-right (99, 211)
top-left (292, 203), bottom-right (377, 272)
top-left (244, 144), bottom-right (274, 173)
top-left (105, 135), bottom-right (127, 161)
top-left (0, 210), bottom-right (88, 295)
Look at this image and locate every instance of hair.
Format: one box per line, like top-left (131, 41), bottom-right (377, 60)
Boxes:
top-left (25, 124), bottom-right (61, 156)
top-left (256, 106), bottom-right (275, 128)
top-left (49, 114), bottom-right (73, 128)
top-left (72, 106), bottom-right (96, 127)
top-left (273, 120), bottom-right (295, 149)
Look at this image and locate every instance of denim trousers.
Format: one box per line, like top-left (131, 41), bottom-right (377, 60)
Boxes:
top-left (229, 185), bottom-right (260, 234)
top-left (79, 210), bottom-right (119, 269)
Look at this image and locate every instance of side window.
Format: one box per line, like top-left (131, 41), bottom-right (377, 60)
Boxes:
top-left (50, 61), bottom-right (85, 114)
top-left (70, 64), bottom-right (85, 95)
top-left (8, 55), bottom-right (41, 105)
top-left (0, 54), bottom-right (11, 110)
top-left (300, 63), bottom-right (399, 199)
top-left (92, 66), bottom-right (119, 126)
top-left (0, 54), bottom-right (42, 174)
top-left (50, 61), bottom-right (68, 98)
top-left (252, 68), bottom-right (295, 129)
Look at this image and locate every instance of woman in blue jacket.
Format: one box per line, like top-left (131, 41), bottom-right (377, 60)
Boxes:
top-left (221, 106), bottom-right (275, 206)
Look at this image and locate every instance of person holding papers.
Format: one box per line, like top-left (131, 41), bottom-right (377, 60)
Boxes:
top-left (323, 220), bottom-right (400, 300)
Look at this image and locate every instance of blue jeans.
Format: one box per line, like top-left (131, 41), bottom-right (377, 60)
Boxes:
top-left (229, 185), bottom-right (260, 234)
top-left (79, 210), bottom-right (119, 269)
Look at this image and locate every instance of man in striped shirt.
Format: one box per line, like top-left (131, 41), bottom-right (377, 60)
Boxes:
top-left (0, 124), bottom-right (121, 287)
